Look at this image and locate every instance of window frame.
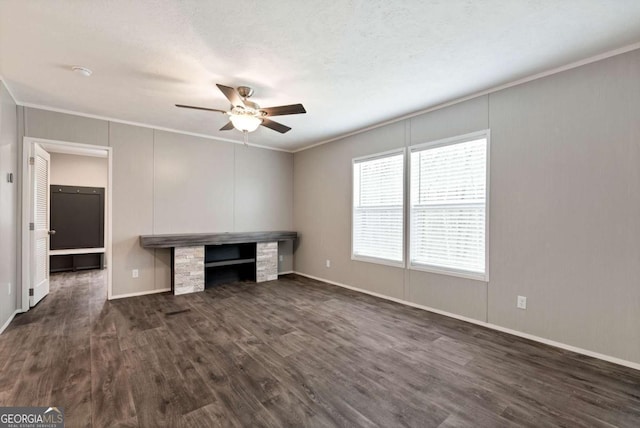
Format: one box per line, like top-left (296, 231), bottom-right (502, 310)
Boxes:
top-left (351, 147), bottom-right (406, 268)
top-left (408, 130), bottom-right (490, 282)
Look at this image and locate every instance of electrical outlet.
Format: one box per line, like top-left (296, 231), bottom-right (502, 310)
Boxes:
top-left (326, 259), bottom-right (331, 268)
top-left (7, 282), bottom-right (11, 296)
top-left (132, 269), bottom-right (139, 278)
top-left (517, 295), bottom-right (527, 309)
top-left (279, 255), bottom-right (283, 262)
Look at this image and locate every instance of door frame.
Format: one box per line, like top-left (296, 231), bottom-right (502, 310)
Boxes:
top-left (21, 137), bottom-right (114, 311)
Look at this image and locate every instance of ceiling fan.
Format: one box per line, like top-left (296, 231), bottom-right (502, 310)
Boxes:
top-left (176, 84), bottom-right (306, 137)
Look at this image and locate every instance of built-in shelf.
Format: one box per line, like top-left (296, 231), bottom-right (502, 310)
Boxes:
top-left (150, 231), bottom-right (297, 294)
top-left (204, 258), bottom-right (256, 268)
top-left (50, 252), bottom-right (104, 273)
top-left (204, 242), bottom-right (256, 287)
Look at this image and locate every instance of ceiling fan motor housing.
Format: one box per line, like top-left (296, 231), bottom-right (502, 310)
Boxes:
top-left (237, 86), bottom-right (254, 98)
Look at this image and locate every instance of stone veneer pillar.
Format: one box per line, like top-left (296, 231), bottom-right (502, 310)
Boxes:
top-left (256, 241), bottom-right (278, 282)
top-left (173, 246), bottom-right (205, 295)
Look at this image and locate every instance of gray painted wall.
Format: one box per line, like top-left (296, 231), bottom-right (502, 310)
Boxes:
top-left (109, 123), bottom-right (163, 295)
top-left (488, 49), bottom-right (640, 364)
top-left (293, 49), bottom-right (640, 364)
top-left (294, 98), bottom-right (489, 318)
top-left (22, 110), bottom-right (294, 297)
top-left (25, 108), bottom-right (109, 146)
top-left (0, 80), bottom-right (18, 329)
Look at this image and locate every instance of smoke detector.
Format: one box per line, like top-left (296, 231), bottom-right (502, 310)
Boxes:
top-left (71, 66), bottom-right (92, 77)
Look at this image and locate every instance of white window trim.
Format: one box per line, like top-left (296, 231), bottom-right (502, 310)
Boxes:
top-left (408, 130), bottom-right (490, 282)
top-left (351, 254), bottom-right (405, 268)
top-left (351, 147), bottom-right (406, 268)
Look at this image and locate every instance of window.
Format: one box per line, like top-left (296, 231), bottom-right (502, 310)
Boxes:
top-left (410, 133), bottom-right (488, 279)
top-left (352, 150), bottom-right (404, 266)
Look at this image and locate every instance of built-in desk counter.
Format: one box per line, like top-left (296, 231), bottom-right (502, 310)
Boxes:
top-left (140, 231), bottom-right (297, 295)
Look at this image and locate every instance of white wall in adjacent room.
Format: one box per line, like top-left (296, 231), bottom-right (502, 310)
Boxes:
top-left (50, 153), bottom-right (108, 188)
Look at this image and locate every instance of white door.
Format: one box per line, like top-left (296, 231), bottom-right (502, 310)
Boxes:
top-left (30, 144), bottom-right (51, 307)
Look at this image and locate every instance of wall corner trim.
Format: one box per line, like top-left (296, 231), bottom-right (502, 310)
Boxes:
top-left (0, 310), bottom-right (22, 335)
top-left (109, 288), bottom-right (171, 300)
top-left (292, 271), bottom-right (640, 372)
top-left (0, 76), bottom-right (20, 105)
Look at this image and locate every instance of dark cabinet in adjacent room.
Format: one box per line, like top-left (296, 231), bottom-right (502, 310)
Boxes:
top-left (49, 185), bottom-right (105, 273)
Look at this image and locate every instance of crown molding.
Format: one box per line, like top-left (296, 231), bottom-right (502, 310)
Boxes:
top-left (18, 102), bottom-right (294, 153)
top-left (292, 41), bottom-right (640, 153)
top-left (4, 40), bottom-right (640, 155)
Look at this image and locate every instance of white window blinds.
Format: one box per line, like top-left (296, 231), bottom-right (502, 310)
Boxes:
top-left (410, 137), bottom-right (487, 277)
top-left (353, 151), bottom-right (404, 264)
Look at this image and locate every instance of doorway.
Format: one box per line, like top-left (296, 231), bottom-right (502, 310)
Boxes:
top-left (21, 137), bottom-right (113, 311)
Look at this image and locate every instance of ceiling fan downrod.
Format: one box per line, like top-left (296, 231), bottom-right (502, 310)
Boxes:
top-left (237, 86), bottom-right (254, 99)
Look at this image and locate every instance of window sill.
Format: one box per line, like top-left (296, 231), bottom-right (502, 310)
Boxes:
top-left (351, 254), bottom-right (405, 269)
top-left (409, 263), bottom-right (488, 282)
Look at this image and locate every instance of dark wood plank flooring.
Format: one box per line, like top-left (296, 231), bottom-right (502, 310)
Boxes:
top-left (1, 271), bottom-right (639, 427)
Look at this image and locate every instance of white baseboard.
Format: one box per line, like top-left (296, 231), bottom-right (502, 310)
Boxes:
top-left (278, 271), bottom-right (294, 275)
top-left (293, 271), bottom-right (640, 371)
top-left (0, 309), bottom-right (21, 335)
top-left (110, 288), bottom-right (171, 300)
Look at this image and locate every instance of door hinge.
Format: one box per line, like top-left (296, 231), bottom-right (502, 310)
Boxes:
top-left (28, 288), bottom-right (34, 296)
top-left (29, 157), bottom-right (35, 165)
top-left (29, 222), bottom-right (34, 231)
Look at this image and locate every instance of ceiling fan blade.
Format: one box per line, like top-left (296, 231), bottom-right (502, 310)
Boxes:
top-left (219, 121), bottom-right (234, 131)
top-left (216, 84), bottom-right (245, 108)
top-left (175, 104), bottom-right (227, 113)
top-left (260, 103), bottom-right (306, 116)
top-left (261, 118), bottom-right (291, 134)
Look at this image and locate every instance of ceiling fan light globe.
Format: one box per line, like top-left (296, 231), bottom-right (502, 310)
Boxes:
top-left (230, 114), bottom-right (262, 132)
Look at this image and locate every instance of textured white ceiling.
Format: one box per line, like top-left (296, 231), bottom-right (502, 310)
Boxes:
top-left (1, 1), bottom-right (640, 151)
